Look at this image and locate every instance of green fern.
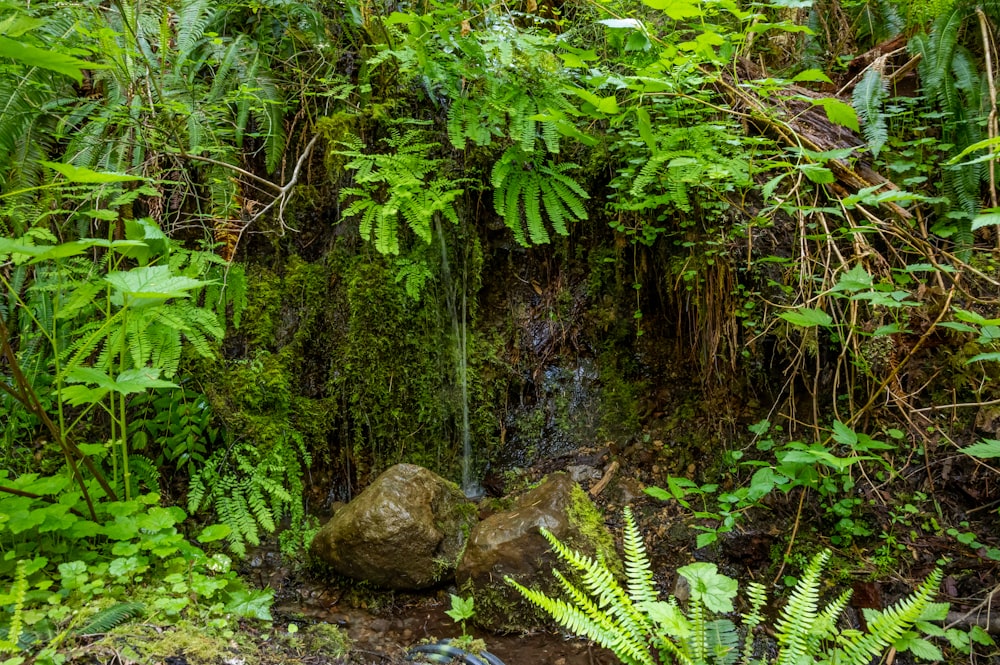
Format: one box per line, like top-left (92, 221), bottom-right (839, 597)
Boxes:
top-left (188, 431), bottom-right (309, 557)
top-left (336, 130), bottom-right (465, 255)
top-left (74, 602), bottom-right (145, 636)
top-left (490, 147), bottom-right (588, 246)
top-left (852, 69), bottom-right (889, 157)
top-left (509, 510), bottom-right (946, 665)
top-left (0, 560), bottom-right (28, 654)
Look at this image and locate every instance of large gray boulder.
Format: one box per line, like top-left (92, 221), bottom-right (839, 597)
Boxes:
top-left (310, 464), bottom-right (477, 590)
top-left (455, 472), bottom-right (619, 632)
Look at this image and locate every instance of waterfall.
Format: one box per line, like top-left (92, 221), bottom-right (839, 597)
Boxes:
top-left (438, 220), bottom-right (483, 499)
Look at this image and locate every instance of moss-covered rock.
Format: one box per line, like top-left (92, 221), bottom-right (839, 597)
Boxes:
top-left (310, 464), bottom-right (477, 590)
top-left (455, 472), bottom-right (619, 632)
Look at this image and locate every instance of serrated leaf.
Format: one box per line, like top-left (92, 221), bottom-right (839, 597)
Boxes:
top-left (105, 266), bottom-right (206, 306)
top-left (829, 264), bottom-right (873, 293)
top-left (831, 420), bottom-right (858, 446)
top-left (900, 637), bottom-right (942, 660)
top-left (971, 212), bottom-right (1000, 231)
top-left (779, 307), bottom-right (833, 327)
top-left (642, 601), bottom-right (690, 637)
top-left (799, 163), bottom-right (835, 184)
top-left (226, 588), bottom-right (274, 621)
top-left (961, 439), bottom-right (1000, 459)
top-left (677, 562), bottom-right (737, 612)
top-left (792, 69), bottom-right (833, 83)
top-left (813, 97), bottom-right (860, 132)
top-left (641, 0), bottom-right (702, 19)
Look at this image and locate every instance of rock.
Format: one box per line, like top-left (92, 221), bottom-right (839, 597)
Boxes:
top-left (455, 472), bottom-right (619, 632)
top-left (310, 464), bottom-right (477, 590)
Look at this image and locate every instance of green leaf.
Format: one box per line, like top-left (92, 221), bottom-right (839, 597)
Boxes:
top-left (970, 625), bottom-right (995, 646)
top-left (226, 588), bottom-right (274, 621)
top-left (641, 0), bottom-right (702, 19)
top-left (798, 163), bottom-right (835, 184)
top-left (873, 323), bottom-right (909, 336)
top-left (747, 467), bottom-right (782, 500)
top-left (968, 352), bottom-right (1000, 364)
top-left (642, 601), bottom-right (690, 637)
top-left (105, 266), bottom-right (206, 305)
top-left (898, 636), bottom-right (942, 660)
top-left (696, 531), bottom-right (717, 548)
top-left (445, 594), bottom-right (475, 622)
top-left (0, 36), bottom-right (95, 83)
top-left (779, 307), bottom-right (833, 327)
top-left (829, 264), bottom-right (873, 293)
top-left (677, 562), bottom-right (737, 613)
top-left (792, 69), bottom-right (833, 83)
top-left (113, 368), bottom-right (179, 394)
top-left (961, 439), bottom-right (1000, 459)
top-left (40, 160), bottom-right (141, 183)
top-left (644, 486), bottom-right (672, 501)
top-left (197, 524), bottom-right (232, 543)
top-left (813, 97), bottom-right (860, 132)
top-left (831, 420), bottom-right (858, 446)
top-left (971, 212), bottom-right (1000, 231)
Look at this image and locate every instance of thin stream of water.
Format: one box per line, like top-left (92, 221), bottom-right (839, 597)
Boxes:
top-left (437, 220), bottom-right (482, 499)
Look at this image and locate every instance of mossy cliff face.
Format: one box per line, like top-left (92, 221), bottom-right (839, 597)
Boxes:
top-left (204, 239), bottom-right (505, 494)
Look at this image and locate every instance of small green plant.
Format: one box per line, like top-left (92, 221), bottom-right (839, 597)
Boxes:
top-left (509, 507), bottom-right (947, 665)
top-left (648, 419), bottom-right (890, 549)
top-left (0, 477), bottom-right (273, 661)
top-left (445, 594), bottom-right (475, 637)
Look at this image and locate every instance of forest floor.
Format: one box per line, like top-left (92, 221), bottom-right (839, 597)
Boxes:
top-left (191, 429), bottom-right (1000, 665)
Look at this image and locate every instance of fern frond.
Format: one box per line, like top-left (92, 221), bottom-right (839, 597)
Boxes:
top-left (75, 602), bottom-right (145, 635)
top-left (740, 581), bottom-right (768, 663)
top-left (510, 576), bottom-right (655, 665)
top-left (834, 567), bottom-right (943, 665)
top-left (0, 560), bottom-right (28, 654)
top-left (774, 549), bottom-right (828, 665)
top-left (176, 0), bottom-right (213, 62)
top-left (622, 507), bottom-right (657, 607)
top-left (852, 69), bottom-right (888, 157)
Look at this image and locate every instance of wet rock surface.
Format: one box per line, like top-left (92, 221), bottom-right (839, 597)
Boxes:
top-left (455, 472), bottom-right (618, 632)
top-left (309, 464), bottom-right (476, 590)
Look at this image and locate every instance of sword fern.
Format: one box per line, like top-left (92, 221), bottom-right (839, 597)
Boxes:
top-left (510, 508), bottom-right (945, 665)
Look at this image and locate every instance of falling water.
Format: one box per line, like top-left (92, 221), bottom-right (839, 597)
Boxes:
top-left (438, 221), bottom-right (483, 499)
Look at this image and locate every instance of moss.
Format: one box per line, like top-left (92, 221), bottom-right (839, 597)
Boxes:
top-left (566, 483), bottom-right (620, 574)
top-left (458, 577), bottom-right (546, 634)
top-left (272, 622), bottom-right (351, 659)
top-left (99, 622), bottom-right (257, 665)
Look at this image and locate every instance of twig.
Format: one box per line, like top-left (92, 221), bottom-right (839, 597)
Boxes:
top-left (772, 487), bottom-right (808, 586)
top-left (945, 582), bottom-right (1000, 630)
top-left (248, 133), bottom-right (321, 234)
top-left (913, 396), bottom-right (1000, 413)
top-left (589, 460), bottom-right (620, 497)
top-left (845, 288), bottom-right (956, 428)
top-left (0, 484), bottom-right (88, 518)
top-left (178, 153), bottom-right (283, 192)
top-left (977, 9), bottom-right (999, 212)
